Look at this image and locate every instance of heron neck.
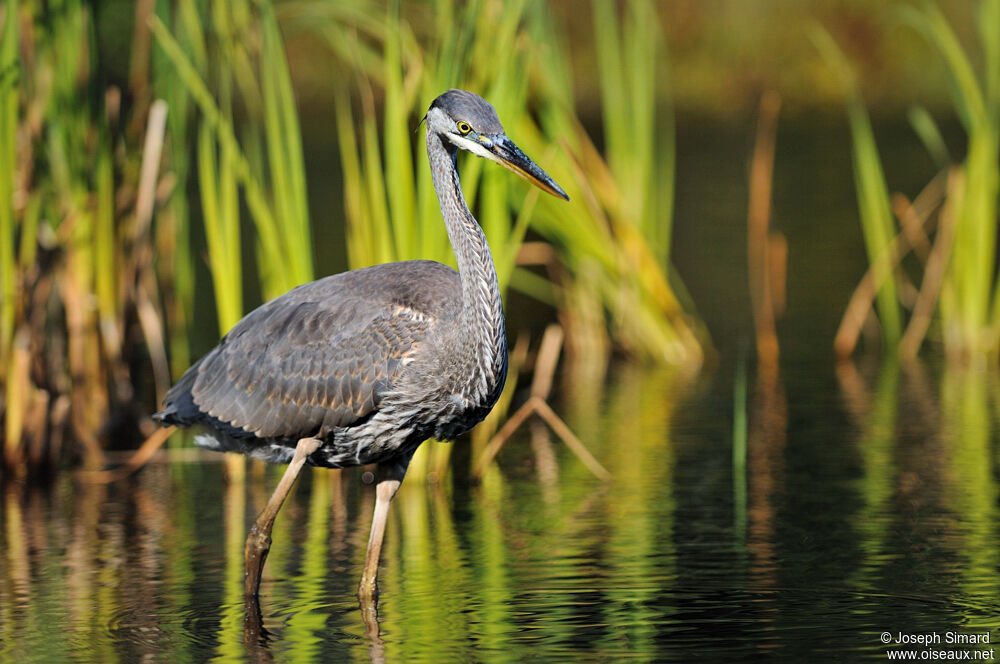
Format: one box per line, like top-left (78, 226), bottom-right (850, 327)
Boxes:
top-left (426, 131), bottom-right (507, 396)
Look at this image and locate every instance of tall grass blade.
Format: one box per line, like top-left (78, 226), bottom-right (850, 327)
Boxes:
top-left (593, 0), bottom-right (672, 264)
top-left (907, 106), bottom-right (951, 170)
top-left (900, 4), bottom-right (985, 132)
top-left (261, 1), bottom-right (313, 286)
top-left (0, 0), bottom-right (18, 369)
top-left (153, 0), bottom-right (200, 377)
top-left (151, 8), bottom-right (310, 311)
top-left (812, 26), bottom-right (903, 348)
top-left (94, 141), bottom-right (117, 323)
top-left (383, 0), bottom-right (417, 261)
top-left (902, 1), bottom-right (999, 355)
top-left (198, 123), bottom-right (243, 332)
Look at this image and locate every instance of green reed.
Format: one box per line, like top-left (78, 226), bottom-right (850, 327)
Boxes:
top-left (817, 1), bottom-right (1000, 359)
top-left (152, 0), bottom-right (315, 332)
top-left (153, 0), bottom-right (200, 377)
top-left (901, 0), bottom-right (1000, 357)
top-left (0, 0), bottom-right (316, 473)
top-left (0, 0), bottom-right (17, 377)
top-left (593, 0), bottom-right (674, 266)
top-left (1, 0), bottom-right (22, 460)
top-left (1, 0), bottom-right (137, 470)
top-left (2, 0), bottom-right (704, 474)
top-left (523, 0), bottom-right (704, 367)
top-left (288, 0), bottom-right (535, 277)
top-left (813, 26), bottom-right (903, 350)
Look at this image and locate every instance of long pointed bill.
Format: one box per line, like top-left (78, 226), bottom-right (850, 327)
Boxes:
top-left (489, 136), bottom-right (570, 201)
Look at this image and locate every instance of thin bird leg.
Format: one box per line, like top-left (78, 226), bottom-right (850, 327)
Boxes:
top-left (244, 437), bottom-right (322, 598)
top-left (358, 459), bottom-right (409, 602)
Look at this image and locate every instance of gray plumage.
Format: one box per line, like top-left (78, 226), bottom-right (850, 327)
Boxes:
top-left (154, 89), bottom-right (567, 473)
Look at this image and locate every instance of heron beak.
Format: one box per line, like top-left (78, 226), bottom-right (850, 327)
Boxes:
top-left (488, 136), bottom-right (570, 201)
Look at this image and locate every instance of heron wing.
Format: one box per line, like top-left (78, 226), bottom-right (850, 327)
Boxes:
top-left (172, 261), bottom-right (458, 440)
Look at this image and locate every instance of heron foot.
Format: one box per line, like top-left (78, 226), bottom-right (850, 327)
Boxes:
top-left (243, 436), bottom-right (322, 599)
top-left (243, 522), bottom-right (274, 598)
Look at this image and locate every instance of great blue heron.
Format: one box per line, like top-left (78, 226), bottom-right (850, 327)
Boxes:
top-left (154, 89), bottom-right (569, 600)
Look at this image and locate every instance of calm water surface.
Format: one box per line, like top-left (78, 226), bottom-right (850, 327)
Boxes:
top-left (3, 120), bottom-right (1000, 661)
top-left (3, 359), bottom-right (999, 662)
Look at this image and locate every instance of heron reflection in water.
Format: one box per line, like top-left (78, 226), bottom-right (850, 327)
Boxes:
top-left (154, 89), bottom-right (569, 604)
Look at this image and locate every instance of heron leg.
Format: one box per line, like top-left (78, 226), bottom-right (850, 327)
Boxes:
top-left (244, 436), bottom-right (322, 599)
top-left (358, 456), bottom-right (410, 603)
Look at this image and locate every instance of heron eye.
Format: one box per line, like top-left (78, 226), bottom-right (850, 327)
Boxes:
top-left (456, 121), bottom-right (472, 135)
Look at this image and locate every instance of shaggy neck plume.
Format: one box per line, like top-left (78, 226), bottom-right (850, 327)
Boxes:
top-left (425, 131), bottom-right (507, 403)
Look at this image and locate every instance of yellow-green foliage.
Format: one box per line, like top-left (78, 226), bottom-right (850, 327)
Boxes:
top-left (152, 0), bottom-right (315, 334)
top-left (1, 0), bottom-right (164, 468)
top-left (1, 0), bottom-right (706, 473)
top-left (901, 0), bottom-right (1000, 355)
top-left (813, 26), bottom-right (904, 349)
top-left (818, 0), bottom-right (1000, 359)
top-left (0, 0), bottom-right (19, 370)
top-left (281, 0), bottom-right (705, 367)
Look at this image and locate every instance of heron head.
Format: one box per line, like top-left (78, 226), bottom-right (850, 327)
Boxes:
top-left (426, 89), bottom-right (569, 201)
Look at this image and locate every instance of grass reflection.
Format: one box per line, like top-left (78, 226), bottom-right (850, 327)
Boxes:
top-left (840, 358), bottom-right (900, 584)
top-left (600, 366), bottom-right (679, 655)
top-left (941, 368), bottom-right (1000, 619)
top-left (838, 357), bottom-right (1000, 633)
top-left (215, 463), bottom-right (246, 662)
top-left (3, 360), bottom-right (1000, 660)
top-left (278, 475), bottom-right (333, 661)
